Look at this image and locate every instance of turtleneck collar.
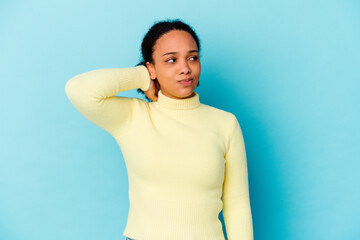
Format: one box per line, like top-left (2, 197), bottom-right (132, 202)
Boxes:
top-left (154, 89), bottom-right (201, 110)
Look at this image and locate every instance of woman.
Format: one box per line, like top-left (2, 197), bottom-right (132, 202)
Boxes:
top-left (65, 19), bottom-right (253, 240)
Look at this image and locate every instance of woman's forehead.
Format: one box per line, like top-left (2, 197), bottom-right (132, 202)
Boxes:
top-left (153, 30), bottom-right (198, 55)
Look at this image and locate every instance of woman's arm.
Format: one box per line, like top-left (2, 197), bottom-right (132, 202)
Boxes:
top-left (222, 114), bottom-right (254, 240)
top-left (65, 65), bottom-right (151, 137)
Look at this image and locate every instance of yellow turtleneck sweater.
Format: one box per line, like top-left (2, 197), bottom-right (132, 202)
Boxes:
top-left (65, 65), bottom-right (253, 240)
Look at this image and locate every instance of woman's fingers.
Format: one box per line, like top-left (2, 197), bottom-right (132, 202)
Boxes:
top-left (144, 78), bottom-right (158, 102)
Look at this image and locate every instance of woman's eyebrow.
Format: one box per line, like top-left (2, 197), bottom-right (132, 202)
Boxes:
top-left (162, 50), bottom-right (198, 56)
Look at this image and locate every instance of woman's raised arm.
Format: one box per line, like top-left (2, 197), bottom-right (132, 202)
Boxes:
top-left (65, 65), bottom-right (151, 137)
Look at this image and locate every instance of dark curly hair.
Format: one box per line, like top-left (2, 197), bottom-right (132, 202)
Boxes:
top-left (136, 18), bottom-right (201, 102)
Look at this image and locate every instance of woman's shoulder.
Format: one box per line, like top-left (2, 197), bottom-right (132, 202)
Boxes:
top-left (199, 103), bottom-right (236, 123)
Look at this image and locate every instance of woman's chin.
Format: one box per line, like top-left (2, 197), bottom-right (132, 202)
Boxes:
top-left (176, 89), bottom-right (196, 99)
top-left (162, 89), bottom-right (194, 99)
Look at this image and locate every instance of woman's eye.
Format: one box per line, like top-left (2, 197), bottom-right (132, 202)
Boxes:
top-left (166, 56), bottom-right (198, 63)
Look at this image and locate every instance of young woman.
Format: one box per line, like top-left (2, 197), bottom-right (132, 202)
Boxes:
top-left (65, 19), bottom-right (253, 240)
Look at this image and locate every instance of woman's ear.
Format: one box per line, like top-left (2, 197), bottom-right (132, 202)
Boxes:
top-left (146, 62), bottom-right (157, 80)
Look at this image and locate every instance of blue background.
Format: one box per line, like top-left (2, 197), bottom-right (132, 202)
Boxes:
top-left (1, 0), bottom-right (359, 239)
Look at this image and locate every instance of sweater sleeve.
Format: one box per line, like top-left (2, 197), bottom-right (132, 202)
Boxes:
top-left (222, 114), bottom-right (254, 240)
top-left (65, 65), bottom-right (151, 137)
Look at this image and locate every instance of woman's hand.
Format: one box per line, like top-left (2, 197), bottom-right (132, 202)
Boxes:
top-left (144, 78), bottom-right (160, 102)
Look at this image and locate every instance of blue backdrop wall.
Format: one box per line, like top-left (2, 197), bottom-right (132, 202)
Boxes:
top-left (1, 0), bottom-right (359, 239)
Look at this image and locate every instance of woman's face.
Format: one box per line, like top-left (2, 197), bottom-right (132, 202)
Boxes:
top-left (146, 30), bottom-right (201, 99)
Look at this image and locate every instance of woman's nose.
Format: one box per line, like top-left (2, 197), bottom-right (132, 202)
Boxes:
top-left (179, 60), bottom-right (191, 74)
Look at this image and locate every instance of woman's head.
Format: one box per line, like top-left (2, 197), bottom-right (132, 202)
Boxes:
top-left (136, 19), bottom-right (201, 101)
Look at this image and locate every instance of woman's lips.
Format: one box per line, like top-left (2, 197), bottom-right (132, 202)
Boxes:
top-left (179, 78), bottom-right (193, 86)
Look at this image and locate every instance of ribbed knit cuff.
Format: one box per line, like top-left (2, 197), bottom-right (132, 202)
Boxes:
top-left (135, 65), bottom-right (151, 92)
